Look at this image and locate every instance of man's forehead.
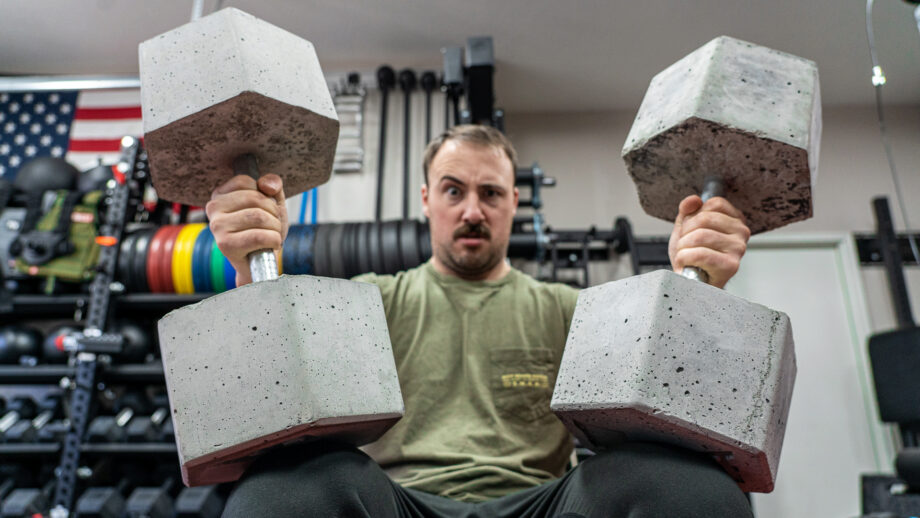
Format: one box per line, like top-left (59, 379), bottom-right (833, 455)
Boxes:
top-left (429, 140), bottom-right (515, 185)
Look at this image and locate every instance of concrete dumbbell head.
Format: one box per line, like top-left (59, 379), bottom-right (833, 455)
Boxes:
top-left (143, 9), bottom-right (402, 486)
top-left (139, 7), bottom-right (339, 207)
top-left (622, 35), bottom-right (821, 234)
top-left (159, 276), bottom-right (403, 486)
top-left (551, 270), bottom-right (796, 493)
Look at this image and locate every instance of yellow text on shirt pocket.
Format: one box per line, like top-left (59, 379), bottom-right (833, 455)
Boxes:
top-left (489, 348), bottom-right (556, 422)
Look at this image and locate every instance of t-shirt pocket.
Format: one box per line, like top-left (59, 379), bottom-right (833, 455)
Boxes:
top-left (489, 348), bottom-right (556, 422)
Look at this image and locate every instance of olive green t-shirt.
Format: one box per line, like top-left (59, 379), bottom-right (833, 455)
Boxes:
top-left (353, 261), bottom-right (580, 502)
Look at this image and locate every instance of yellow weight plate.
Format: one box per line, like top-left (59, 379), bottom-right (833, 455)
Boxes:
top-left (172, 223), bottom-right (206, 294)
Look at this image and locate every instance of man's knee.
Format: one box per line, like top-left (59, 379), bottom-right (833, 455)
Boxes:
top-left (223, 442), bottom-right (393, 517)
top-left (572, 442), bottom-right (753, 518)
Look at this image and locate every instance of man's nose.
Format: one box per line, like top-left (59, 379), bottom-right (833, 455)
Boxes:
top-left (460, 194), bottom-right (485, 224)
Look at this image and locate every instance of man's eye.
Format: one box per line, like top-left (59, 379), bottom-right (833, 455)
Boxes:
top-left (485, 189), bottom-right (498, 198)
top-left (446, 186), bottom-right (461, 197)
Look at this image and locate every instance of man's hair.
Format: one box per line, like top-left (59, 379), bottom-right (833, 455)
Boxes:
top-left (422, 124), bottom-right (518, 185)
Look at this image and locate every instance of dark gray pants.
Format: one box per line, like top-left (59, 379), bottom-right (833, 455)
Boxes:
top-left (222, 441), bottom-right (754, 518)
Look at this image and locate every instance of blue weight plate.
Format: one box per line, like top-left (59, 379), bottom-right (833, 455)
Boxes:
top-left (294, 224), bottom-right (314, 275)
top-left (223, 255), bottom-right (236, 290)
top-left (192, 227), bottom-right (213, 293)
top-left (283, 225), bottom-right (300, 275)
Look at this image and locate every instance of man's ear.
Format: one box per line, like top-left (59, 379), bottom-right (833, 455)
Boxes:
top-left (512, 186), bottom-right (519, 216)
top-left (421, 183), bottom-right (430, 219)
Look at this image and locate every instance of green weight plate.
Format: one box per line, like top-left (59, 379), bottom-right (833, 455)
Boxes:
top-left (210, 241), bottom-right (226, 293)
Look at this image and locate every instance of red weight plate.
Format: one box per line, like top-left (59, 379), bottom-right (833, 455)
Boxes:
top-left (158, 225), bottom-right (183, 294)
top-left (146, 226), bottom-right (173, 293)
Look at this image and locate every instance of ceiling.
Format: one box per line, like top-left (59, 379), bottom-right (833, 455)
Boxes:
top-left (1, 0), bottom-right (918, 113)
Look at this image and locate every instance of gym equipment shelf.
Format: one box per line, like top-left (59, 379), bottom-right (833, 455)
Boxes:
top-left (0, 362), bottom-right (165, 384)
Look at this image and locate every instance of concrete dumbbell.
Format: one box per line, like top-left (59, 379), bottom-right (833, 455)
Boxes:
top-left (140, 8), bottom-right (403, 486)
top-left (551, 36), bottom-right (820, 493)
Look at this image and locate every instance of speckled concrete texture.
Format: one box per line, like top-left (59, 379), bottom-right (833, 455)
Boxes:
top-left (550, 269), bottom-right (796, 493)
top-left (158, 275), bottom-right (403, 486)
top-left (139, 8), bottom-right (339, 207)
top-left (622, 35), bottom-right (821, 234)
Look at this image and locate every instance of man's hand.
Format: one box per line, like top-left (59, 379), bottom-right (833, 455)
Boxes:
top-left (205, 174), bottom-right (288, 287)
top-left (668, 195), bottom-right (751, 289)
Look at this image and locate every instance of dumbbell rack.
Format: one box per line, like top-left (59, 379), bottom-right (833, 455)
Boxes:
top-left (0, 139), bottom-right (204, 517)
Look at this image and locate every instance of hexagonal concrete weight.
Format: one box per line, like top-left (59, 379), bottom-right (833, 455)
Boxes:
top-left (158, 275), bottom-right (403, 486)
top-left (550, 270), bottom-right (796, 493)
top-left (622, 36), bottom-right (821, 234)
top-left (139, 7), bottom-right (339, 207)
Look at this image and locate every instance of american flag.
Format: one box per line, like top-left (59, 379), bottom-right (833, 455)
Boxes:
top-left (0, 88), bottom-right (143, 181)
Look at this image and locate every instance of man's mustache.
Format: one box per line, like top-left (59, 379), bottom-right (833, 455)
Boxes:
top-left (453, 223), bottom-right (491, 240)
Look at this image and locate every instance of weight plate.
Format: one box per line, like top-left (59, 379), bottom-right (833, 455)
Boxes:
top-left (191, 226), bottom-right (213, 293)
top-left (289, 224), bottom-right (310, 275)
top-left (158, 225), bottom-right (182, 294)
top-left (380, 221), bottom-right (402, 274)
top-left (173, 223), bottom-right (205, 294)
top-left (117, 231), bottom-right (137, 288)
top-left (343, 222), bottom-right (357, 278)
top-left (223, 254), bottom-right (236, 290)
top-left (327, 223), bottom-right (346, 279)
top-left (419, 220), bottom-right (432, 262)
top-left (210, 241), bottom-right (226, 293)
top-left (355, 222), bottom-right (370, 275)
top-left (300, 224), bottom-right (315, 275)
top-left (367, 221), bottom-right (383, 274)
top-left (146, 226), bottom-right (173, 293)
top-left (132, 228), bottom-right (156, 293)
top-left (310, 224), bottom-right (325, 277)
top-left (282, 225), bottom-right (300, 275)
top-left (399, 219), bottom-right (420, 270)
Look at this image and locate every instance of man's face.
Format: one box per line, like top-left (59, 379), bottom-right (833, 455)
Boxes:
top-left (422, 139), bottom-right (519, 280)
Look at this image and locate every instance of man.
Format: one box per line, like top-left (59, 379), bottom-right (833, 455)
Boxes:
top-left (207, 125), bottom-right (752, 517)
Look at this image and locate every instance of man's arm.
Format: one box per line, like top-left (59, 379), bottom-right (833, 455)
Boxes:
top-left (667, 195), bottom-right (751, 289)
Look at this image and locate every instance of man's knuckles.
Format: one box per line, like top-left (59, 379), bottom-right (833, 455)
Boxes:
top-left (217, 229), bottom-right (283, 256)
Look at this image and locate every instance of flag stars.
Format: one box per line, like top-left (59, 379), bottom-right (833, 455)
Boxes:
top-left (56, 123), bottom-right (68, 135)
top-left (24, 145), bottom-right (37, 157)
top-left (30, 123), bottom-right (41, 135)
top-left (3, 122), bottom-right (15, 133)
top-left (34, 103), bottom-right (45, 114)
top-left (40, 135), bottom-right (52, 147)
top-left (50, 147), bottom-right (63, 157)
top-left (14, 134), bottom-right (26, 146)
top-left (0, 166), bottom-right (5, 176)
top-left (0, 144), bottom-right (9, 155)
top-left (19, 113), bottom-right (30, 124)
top-left (9, 156), bottom-right (21, 167)
top-left (8, 103), bottom-right (19, 114)
top-left (49, 94), bottom-right (59, 104)
top-left (60, 103), bottom-right (72, 114)
top-left (45, 114), bottom-right (57, 124)
top-left (0, 93), bottom-right (8, 103)
top-left (23, 93), bottom-right (34, 103)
